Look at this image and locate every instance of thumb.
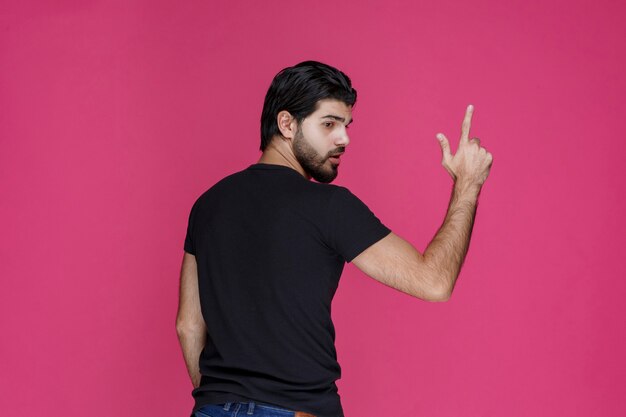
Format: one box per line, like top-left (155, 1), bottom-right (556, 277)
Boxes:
top-left (436, 133), bottom-right (452, 164)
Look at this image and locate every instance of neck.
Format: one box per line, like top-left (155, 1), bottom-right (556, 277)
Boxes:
top-left (257, 141), bottom-right (310, 180)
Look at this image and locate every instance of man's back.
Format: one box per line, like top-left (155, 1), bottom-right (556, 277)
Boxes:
top-left (184, 162), bottom-right (391, 417)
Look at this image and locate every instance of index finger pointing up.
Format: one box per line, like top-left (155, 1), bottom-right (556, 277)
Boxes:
top-left (460, 104), bottom-right (474, 144)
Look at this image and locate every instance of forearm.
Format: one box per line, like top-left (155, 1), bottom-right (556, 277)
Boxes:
top-left (424, 180), bottom-right (481, 298)
top-left (176, 325), bottom-right (207, 388)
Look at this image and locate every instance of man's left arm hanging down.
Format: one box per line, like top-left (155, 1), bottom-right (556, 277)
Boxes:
top-left (176, 251), bottom-right (206, 388)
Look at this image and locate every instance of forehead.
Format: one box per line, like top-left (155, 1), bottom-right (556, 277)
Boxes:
top-left (311, 99), bottom-right (352, 119)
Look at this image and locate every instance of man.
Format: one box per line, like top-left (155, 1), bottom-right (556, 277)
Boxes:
top-left (177, 61), bottom-right (493, 417)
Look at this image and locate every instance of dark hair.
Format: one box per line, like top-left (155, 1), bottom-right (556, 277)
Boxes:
top-left (259, 60), bottom-right (357, 151)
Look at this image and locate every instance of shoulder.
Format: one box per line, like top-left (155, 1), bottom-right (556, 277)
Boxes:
top-left (292, 183), bottom-right (356, 213)
top-left (295, 183), bottom-right (369, 214)
top-left (190, 168), bottom-right (248, 205)
top-left (304, 181), bottom-right (352, 198)
top-left (325, 184), bottom-right (370, 208)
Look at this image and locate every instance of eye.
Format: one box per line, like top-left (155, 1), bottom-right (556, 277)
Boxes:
top-left (323, 122), bottom-right (334, 128)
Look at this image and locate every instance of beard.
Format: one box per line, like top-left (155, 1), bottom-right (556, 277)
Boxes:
top-left (292, 125), bottom-right (340, 183)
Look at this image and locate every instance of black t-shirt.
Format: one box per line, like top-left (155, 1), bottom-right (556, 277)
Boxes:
top-left (184, 163), bottom-right (391, 417)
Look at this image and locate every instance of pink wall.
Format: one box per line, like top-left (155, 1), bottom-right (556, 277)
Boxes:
top-left (2, 1), bottom-right (624, 416)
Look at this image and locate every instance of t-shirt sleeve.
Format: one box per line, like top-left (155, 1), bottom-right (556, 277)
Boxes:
top-left (183, 199), bottom-right (198, 255)
top-left (327, 186), bottom-right (392, 263)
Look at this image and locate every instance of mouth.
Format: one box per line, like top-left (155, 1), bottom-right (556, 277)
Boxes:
top-left (328, 153), bottom-right (343, 165)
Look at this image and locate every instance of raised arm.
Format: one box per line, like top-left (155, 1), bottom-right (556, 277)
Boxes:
top-left (352, 105), bottom-right (492, 302)
top-left (176, 251), bottom-right (206, 388)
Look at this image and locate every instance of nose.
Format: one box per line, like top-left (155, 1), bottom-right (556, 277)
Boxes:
top-left (336, 128), bottom-right (350, 147)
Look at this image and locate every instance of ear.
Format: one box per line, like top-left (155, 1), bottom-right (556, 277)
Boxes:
top-left (276, 110), bottom-right (298, 140)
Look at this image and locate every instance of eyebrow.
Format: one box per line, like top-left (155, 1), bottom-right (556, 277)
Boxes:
top-left (321, 114), bottom-right (354, 126)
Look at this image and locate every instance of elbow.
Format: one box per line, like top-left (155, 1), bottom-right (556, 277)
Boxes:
top-left (418, 257), bottom-right (453, 302)
top-left (410, 281), bottom-right (451, 302)
top-left (426, 275), bottom-right (453, 302)
top-left (176, 317), bottom-right (206, 336)
top-left (429, 288), bottom-right (451, 302)
top-left (175, 320), bottom-right (186, 337)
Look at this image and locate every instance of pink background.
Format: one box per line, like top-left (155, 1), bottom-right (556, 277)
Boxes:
top-left (1, 1), bottom-right (625, 416)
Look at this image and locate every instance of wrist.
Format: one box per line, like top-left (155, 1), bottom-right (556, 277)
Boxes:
top-left (453, 179), bottom-right (482, 198)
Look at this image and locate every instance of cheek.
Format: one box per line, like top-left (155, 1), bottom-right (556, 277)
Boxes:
top-left (303, 129), bottom-right (328, 151)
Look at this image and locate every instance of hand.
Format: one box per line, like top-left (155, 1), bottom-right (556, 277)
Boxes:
top-left (436, 105), bottom-right (493, 187)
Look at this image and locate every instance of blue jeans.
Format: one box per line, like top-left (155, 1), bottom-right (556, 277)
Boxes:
top-left (192, 401), bottom-right (313, 417)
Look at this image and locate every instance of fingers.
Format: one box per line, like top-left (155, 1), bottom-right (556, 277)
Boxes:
top-left (460, 104), bottom-right (473, 145)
